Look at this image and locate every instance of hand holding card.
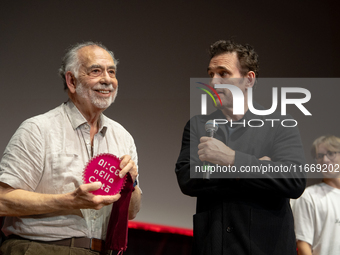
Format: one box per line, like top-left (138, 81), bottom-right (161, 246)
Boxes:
top-left (83, 154), bottom-right (126, 196)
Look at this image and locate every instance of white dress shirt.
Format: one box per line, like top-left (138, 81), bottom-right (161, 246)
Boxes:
top-left (0, 100), bottom-right (138, 241)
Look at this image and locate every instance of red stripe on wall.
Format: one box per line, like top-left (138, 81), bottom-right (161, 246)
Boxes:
top-left (128, 221), bottom-right (193, 237)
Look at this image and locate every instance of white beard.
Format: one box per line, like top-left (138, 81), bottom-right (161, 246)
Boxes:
top-left (76, 82), bottom-right (118, 109)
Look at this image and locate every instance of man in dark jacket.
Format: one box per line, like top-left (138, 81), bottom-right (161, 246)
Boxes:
top-left (175, 40), bottom-right (306, 255)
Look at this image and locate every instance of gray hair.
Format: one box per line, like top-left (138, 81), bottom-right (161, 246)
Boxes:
top-left (59, 42), bottom-right (119, 90)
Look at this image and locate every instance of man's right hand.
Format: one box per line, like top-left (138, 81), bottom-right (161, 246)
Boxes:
top-left (68, 182), bottom-right (121, 210)
top-left (0, 181), bottom-right (121, 217)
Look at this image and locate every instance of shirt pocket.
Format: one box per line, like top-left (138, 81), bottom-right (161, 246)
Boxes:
top-left (51, 154), bottom-right (83, 194)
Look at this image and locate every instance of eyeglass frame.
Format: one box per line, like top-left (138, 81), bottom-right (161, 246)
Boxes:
top-left (315, 151), bottom-right (340, 161)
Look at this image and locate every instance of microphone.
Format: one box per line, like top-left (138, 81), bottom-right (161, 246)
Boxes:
top-left (203, 120), bottom-right (219, 179)
top-left (205, 119), bottom-right (219, 137)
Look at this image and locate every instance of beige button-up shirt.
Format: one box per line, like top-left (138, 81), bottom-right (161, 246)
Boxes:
top-left (0, 100), bottom-right (138, 241)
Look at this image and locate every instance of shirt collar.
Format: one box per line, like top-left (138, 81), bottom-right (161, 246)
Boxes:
top-left (64, 99), bottom-right (108, 136)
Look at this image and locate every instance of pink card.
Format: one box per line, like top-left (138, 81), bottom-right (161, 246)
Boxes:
top-left (83, 153), bottom-right (126, 196)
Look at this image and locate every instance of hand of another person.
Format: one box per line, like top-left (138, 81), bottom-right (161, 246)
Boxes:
top-left (198, 137), bottom-right (235, 166)
top-left (259, 156), bottom-right (271, 161)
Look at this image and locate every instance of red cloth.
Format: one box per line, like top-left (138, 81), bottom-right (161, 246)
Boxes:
top-left (105, 173), bottom-right (135, 252)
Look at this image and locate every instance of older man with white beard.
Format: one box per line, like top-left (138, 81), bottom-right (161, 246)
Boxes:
top-left (0, 42), bottom-right (141, 255)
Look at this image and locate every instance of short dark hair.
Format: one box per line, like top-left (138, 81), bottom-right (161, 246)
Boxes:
top-left (209, 40), bottom-right (259, 77)
top-left (59, 42), bottom-right (118, 91)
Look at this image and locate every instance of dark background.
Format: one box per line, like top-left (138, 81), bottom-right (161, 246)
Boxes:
top-left (0, 0), bottom-right (339, 229)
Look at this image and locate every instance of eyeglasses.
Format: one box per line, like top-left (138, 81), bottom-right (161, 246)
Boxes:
top-left (315, 151), bottom-right (340, 161)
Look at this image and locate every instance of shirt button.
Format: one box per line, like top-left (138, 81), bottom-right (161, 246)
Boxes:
top-left (226, 226), bottom-right (233, 233)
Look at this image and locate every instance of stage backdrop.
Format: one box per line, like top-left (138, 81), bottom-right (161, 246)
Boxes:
top-left (0, 0), bottom-right (339, 230)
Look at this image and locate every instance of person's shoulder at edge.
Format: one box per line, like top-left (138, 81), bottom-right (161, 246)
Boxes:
top-left (14, 103), bottom-right (66, 131)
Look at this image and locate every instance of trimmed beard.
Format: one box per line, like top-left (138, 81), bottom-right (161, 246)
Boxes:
top-left (76, 82), bottom-right (118, 109)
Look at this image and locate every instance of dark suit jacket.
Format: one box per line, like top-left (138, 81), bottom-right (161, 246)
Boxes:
top-left (175, 105), bottom-right (306, 255)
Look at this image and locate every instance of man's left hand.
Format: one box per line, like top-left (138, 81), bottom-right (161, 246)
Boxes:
top-left (198, 137), bottom-right (235, 166)
top-left (119, 155), bottom-right (138, 182)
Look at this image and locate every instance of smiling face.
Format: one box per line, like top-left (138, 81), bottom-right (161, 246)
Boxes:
top-left (207, 52), bottom-right (251, 110)
top-left (69, 45), bottom-right (118, 112)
